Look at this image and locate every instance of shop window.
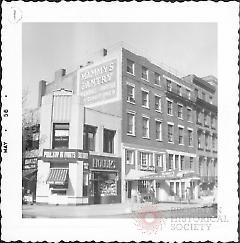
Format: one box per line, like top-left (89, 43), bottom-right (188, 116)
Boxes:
top-left (155, 120), bottom-right (162, 141)
top-left (50, 185), bottom-right (68, 196)
top-left (141, 66), bottom-right (148, 80)
top-left (127, 112), bottom-right (135, 135)
top-left (177, 105), bottom-right (183, 119)
top-left (170, 182), bottom-right (174, 196)
top-left (155, 154), bottom-right (163, 167)
top-left (126, 84), bottom-right (135, 103)
top-left (142, 117), bottom-right (150, 138)
top-left (155, 95), bottom-right (162, 112)
top-left (83, 125), bottom-right (97, 151)
top-left (178, 127), bottom-right (184, 145)
top-left (103, 129), bottom-right (115, 154)
top-left (167, 100), bottom-right (173, 115)
top-left (127, 59), bottom-right (134, 75)
top-left (52, 123), bottom-right (69, 149)
top-left (154, 72), bottom-right (160, 85)
top-left (138, 180), bottom-right (150, 193)
top-left (83, 172), bottom-right (88, 197)
top-left (142, 90), bottom-right (149, 108)
top-left (125, 150), bottom-right (135, 165)
top-left (168, 124), bottom-right (174, 143)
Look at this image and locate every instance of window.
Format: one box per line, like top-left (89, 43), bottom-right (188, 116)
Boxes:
top-left (83, 172), bottom-right (88, 197)
top-left (103, 129), bottom-right (115, 154)
top-left (127, 59), bottom-right (134, 75)
top-left (168, 124), bottom-right (174, 143)
top-left (127, 112), bottom-right (135, 135)
top-left (168, 154), bottom-right (173, 170)
top-left (138, 180), bottom-right (150, 193)
top-left (205, 133), bottom-right (209, 150)
top-left (170, 182), bottom-right (174, 196)
top-left (187, 108), bottom-right (192, 122)
top-left (177, 104), bottom-right (183, 119)
top-left (142, 90), bottom-right (149, 108)
top-left (202, 92), bottom-right (206, 101)
top-left (188, 129), bottom-right (193, 146)
top-left (209, 96), bottom-right (213, 104)
top-left (177, 85), bottom-right (181, 95)
top-left (180, 156), bottom-right (184, 170)
top-left (212, 135), bottom-right (217, 151)
top-left (154, 72), bottom-right (160, 85)
top-left (211, 115), bottom-right (216, 129)
top-left (195, 88), bottom-right (199, 98)
top-left (204, 112), bottom-right (207, 126)
top-left (140, 152), bottom-right (153, 167)
top-left (197, 132), bottom-right (202, 149)
top-left (167, 80), bottom-right (172, 91)
top-left (125, 150), bottom-right (135, 165)
top-left (142, 117), bottom-right (150, 138)
top-left (178, 127), bottom-right (184, 145)
top-left (52, 123), bottom-right (69, 149)
top-left (141, 66), bottom-right (148, 80)
top-left (197, 110), bottom-right (202, 123)
top-left (175, 155), bottom-right (179, 170)
top-left (190, 157), bottom-right (194, 170)
top-left (83, 125), bottom-right (97, 151)
top-left (155, 120), bottom-right (162, 141)
top-left (186, 89), bottom-right (191, 99)
top-left (167, 100), bottom-right (173, 115)
top-left (155, 96), bottom-right (161, 112)
top-left (155, 154), bottom-right (163, 167)
top-left (126, 84), bottom-right (135, 103)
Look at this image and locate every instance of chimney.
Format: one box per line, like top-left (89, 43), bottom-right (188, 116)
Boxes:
top-left (55, 69), bottom-right (66, 81)
top-left (103, 48), bottom-right (107, 56)
top-left (38, 80), bottom-right (46, 107)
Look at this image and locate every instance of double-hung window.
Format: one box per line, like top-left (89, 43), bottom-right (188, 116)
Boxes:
top-left (125, 150), bottom-right (135, 165)
top-left (168, 154), bottom-right (173, 170)
top-left (167, 100), bottom-right (173, 115)
top-left (127, 59), bottom-right (134, 75)
top-left (155, 120), bottom-right (162, 141)
top-left (127, 112), bottom-right (135, 135)
top-left (186, 89), bottom-right (191, 99)
top-left (141, 66), bottom-right (148, 80)
top-left (155, 154), bottom-right (163, 167)
top-left (126, 84), bottom-right (135, 103)
top-left (187, 108), bottom-right (192, 122)
top-left (140, 152), bottom-right (153, 168)
top-left (83, 125), bottom-right (97, 151)
top-left (142, 90), bottom-right (149, 108)
top-left (190, 157), bottom-right (194, 170)
top-left (168, 124), bottom-right (174, 143)
top-left (180, 156), bottom-right (184, 170)
top-left (142, 116), bottom-right (150, 138)
top-left (178, 126), bottom-right (184, 145)
top-left (188, 129), bottom-right (193, 146)
top-left (103, 129), bottom-right (115, 154)
top-left (177, 85), bottom-right (182, 96)
top-left (155, 95), bottom-right (161, 112)
top-left (154, 72), bottom-right (160, 85)
top-left (177, 104), bottom-right (183, 119)
top-left (167, 80), bottom-right (172, 91)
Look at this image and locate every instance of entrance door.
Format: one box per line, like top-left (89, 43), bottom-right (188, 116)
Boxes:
top-left (93, 180), bottom-right (100, 204)
top-left (127, 181), bottom-right (132, 198)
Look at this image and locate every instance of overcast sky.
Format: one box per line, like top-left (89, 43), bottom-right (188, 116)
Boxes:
top-left (23, 22), bottom-right (217, 108)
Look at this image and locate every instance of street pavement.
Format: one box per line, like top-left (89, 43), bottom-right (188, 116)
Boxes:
top-left (22, 197), bottom-right (216, 218)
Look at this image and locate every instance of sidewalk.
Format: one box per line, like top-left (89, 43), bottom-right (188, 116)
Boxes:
top-left (22, 198), bottom-right (211, 218)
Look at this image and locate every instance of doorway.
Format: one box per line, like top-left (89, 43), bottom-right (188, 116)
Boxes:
top-left (127, 181), bottom-right (132, 199)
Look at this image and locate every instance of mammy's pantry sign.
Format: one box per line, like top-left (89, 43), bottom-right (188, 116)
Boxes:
top-left (78, 58), bottom-right (119, 106)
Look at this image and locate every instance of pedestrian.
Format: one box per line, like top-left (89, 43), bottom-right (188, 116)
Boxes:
top-left (149, 185), bottom-right (155, 204)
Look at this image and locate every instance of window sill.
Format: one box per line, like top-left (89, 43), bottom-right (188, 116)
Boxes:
top-left (168, 141), bottom-right (174, 144)
top-left (127, 133), bottom-right (136, 137)
top-left (142, 136), bottom-right (150, 140)
top-left (179, 143), bottom-right (184, 146)
top-left (155, 109), bottom-right (162, 113)
top-left (167, 113), bottom-right (173, 116)
top-left (126, 163), bottom-right (134, 165)
top-left (141, 78), bottom-right (149, 82)
top-left (126, 72), bottom-right (135, 76)
top-left (126, 100), bottom-right (136, 105)
top-left (178, 117), bottom-right (183, 120)
top-left (156, 139), bottom-right (163, 142)
top-left (142, 105), bottom-right (150, 109)
top-left (187, 121), bottom-right (193, 123)
top-left (154, 83), bottom-right (161, 87)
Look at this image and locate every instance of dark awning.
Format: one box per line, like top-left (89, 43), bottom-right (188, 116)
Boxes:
top-left (46, 168), bottom-right (68, 185)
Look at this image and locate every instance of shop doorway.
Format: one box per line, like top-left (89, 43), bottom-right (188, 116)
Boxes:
top-left (127, 181), bottom-right (132, 199)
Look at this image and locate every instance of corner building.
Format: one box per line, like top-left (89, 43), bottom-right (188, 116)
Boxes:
top-left (36, 44), bottom-right (217, 205)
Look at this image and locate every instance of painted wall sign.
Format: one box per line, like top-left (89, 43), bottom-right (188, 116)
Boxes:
top-left (78, 58), bottom-right (118, 106)
top-left (42, 149), bottom-right (89, 162)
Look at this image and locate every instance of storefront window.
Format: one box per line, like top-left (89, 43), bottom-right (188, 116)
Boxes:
top-left (98, 172), bottom-right (117, 196)
top-left (83, 172), bottom-right (88, 197)
top-left (138, 180), bottom-right (150, 193)
top-left (52, 123), bottom-right (69, 149)
top-left (103, 129), bottom-right (115, 154)
top-left (83, 125), bottom-right (97, 151)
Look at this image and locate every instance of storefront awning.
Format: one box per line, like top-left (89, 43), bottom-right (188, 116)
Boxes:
top-left (125, 169), bottom-right (156, 181)
top-left (46, 168), bottom-right (68, 185)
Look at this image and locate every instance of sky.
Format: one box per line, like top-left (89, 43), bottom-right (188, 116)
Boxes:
top-left (22, 22), bottom-right (217, 109)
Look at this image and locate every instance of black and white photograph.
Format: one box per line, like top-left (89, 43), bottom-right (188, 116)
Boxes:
top-left (1, 2), bottom-right (239, 242)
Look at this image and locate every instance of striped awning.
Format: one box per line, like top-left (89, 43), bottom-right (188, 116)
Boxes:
top-left (46, 168), bottom-right (68, 185)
